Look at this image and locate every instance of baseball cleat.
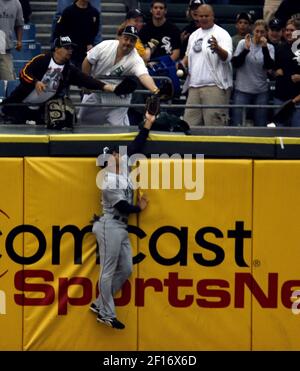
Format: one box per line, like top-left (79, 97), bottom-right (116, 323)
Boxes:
top-left (89, 303), bottom-right (99, 314)
top-left (97, 315), bottom-right (125, 329)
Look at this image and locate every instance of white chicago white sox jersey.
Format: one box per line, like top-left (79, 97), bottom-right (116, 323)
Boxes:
top-left (87, 40), bottom-right (148, 85)
top-left (78, 40), bottom-right (149, 125)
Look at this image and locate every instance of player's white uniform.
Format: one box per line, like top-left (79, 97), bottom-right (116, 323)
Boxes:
top-left (78, 40), bottom-right (148, 126)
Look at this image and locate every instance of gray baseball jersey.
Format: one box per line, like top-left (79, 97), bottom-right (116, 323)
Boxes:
top-left (101, 170), bottom-right (133, 218)
top-left (92, 155), bottom-right (134, 321)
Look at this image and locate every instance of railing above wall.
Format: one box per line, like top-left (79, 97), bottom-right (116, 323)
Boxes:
top-left (0, 128), bottom-right (300, 159)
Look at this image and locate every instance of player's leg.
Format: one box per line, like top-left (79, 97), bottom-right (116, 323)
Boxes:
top-left (92, 220), bottom-right (122, 319)
top-left (112, 232), bottom-right (133, 295)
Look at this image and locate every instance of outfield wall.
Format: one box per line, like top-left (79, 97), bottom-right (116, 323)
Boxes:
top-left (0, 150), bottom-right (300, 350)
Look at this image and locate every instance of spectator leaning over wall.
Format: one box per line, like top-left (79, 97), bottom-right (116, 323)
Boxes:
top-left (78, 26), bottom-right (160, 126)
top-left (0, 36), bottom-right (128, 128)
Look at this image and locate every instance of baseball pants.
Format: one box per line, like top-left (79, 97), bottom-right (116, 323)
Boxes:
top-left (78, 93), bottom-right (130, 126)
top-left (92, 217), bottom-right (132, 320)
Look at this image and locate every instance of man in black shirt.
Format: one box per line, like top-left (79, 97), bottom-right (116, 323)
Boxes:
top-left (139, 0), bottom-right (181, 61)
top-left (273, 20), bottom-right (300, 126)
top-left (180, 0), bottom-right (203, 59)
top-left (53, 0), bottom-right (100, 67)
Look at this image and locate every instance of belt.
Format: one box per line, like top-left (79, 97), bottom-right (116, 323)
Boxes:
top-left (113, 215), bottom-right (128, 223)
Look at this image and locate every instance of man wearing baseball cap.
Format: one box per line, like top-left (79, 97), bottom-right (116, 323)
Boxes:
top-left (121, 25), bottom-right (139, 39)
top-left (79, 25), bottom-right (160, 126)
top-left (180, 0), bottom-right (204, 58)
top-left (268, 18), bottom-right (283, 47)
top-left (232, 12), bottom-right (252, 51)
top-left (53, 35), bottom-right (77, 49)
top-left (116, 8), bottom-right (157, 63)
top-left (1, 36), bottom-right (124, 127)
top-left (126, 8), bottom-right (143, 20)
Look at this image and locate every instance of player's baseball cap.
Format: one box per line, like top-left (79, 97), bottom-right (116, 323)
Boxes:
top-left (96, 146), bottom-right (119, 167)
top-left (269, 18), bottom-right (283, 31)
top-left (236, 12), bottom-right (252, 23)
top-left (103, 146), bottom-right (119, 155)
top-left (54, 36), bottom-right (77, 49)
top-left (126, 8), bottom-right (143, 19)
top-left (122, 25), bottom-right (139, 39)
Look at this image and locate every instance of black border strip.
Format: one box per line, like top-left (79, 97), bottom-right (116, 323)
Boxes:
top-left (276, 143), bottom-right (300, 159)
top-left (0, 143), bottom-right (48, 156)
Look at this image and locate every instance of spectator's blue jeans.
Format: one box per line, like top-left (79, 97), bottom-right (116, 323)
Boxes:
top-left (232, 90), bottom-right (269, 126)
top-left (51, 0), bottom-right (102, 44)
top-left (273, 97), bottom-right (300, 127)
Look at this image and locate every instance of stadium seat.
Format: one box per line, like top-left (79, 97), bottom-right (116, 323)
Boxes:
top-left (11, 42), bottom-right (42, 61)
top-left (0, 80), bottom-right (6, 102)
top-left (6, 80), bottom-right (19, 97)
top-left (13, 60), bottom-right (27, 77)
top-left (14, 23), bottom-right (36, 43)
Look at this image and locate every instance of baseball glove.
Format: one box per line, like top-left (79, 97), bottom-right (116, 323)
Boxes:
top-left (114, 77), bottom-right (137, 96)
top-left (272, 99), bottom-right (295, 125)
top-left (145, 95), bottom-right (160, 116)
top-left (155, 80), bottom-right (174, 101)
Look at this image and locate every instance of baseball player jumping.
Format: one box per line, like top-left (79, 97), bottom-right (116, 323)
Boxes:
top-left (90, 97), bottom-right (159, 329)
